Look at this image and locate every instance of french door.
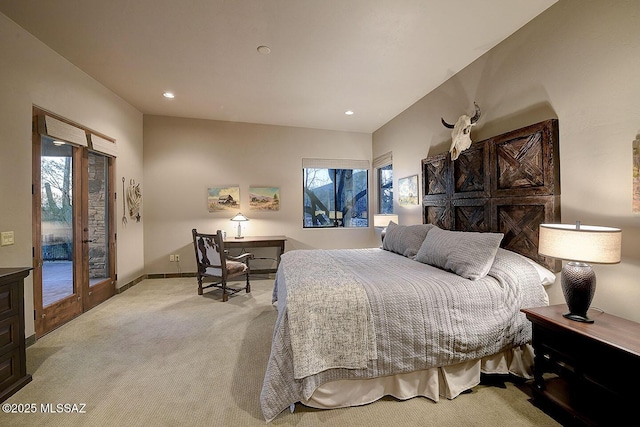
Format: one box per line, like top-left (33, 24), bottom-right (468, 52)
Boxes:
top-left (32, 109), bottom-right (116, 337)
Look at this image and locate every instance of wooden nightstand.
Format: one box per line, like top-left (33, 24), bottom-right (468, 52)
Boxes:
top-left (522, 305), bottom-right (640, 426)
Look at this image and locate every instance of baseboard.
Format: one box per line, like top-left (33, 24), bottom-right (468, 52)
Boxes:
top-left (146, 272), bottom-right (197, 279)
top-left (116, 272), bottom-right (197, 292)
top-left (25, 334), bottom-right (36, 348)
top-left (145, 272), bottom-right (274, 280)
top-left (116, 274), bottom-right (147, 294)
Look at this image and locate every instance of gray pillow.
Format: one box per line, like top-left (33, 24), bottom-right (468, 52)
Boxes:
top-left (382, 222), bottom-right (433, 258)
top-left (415, 226), bottom-right (503, 280)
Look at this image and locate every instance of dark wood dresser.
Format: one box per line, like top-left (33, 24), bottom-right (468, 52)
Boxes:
top-left (0, 268), bottom-right (32, 402)
top-left (522, 304), bottom-right (640, 426)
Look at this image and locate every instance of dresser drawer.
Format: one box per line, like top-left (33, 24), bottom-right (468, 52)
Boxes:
top-left (0, 282), bottom-right (19, 320)
top-left (0, 316), bottom-right (18, 355)
top-left (0, 347), bottom-right (22, 394)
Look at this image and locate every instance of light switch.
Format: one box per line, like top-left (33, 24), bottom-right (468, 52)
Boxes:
top-left (1, 231), bottom-right (14, 246)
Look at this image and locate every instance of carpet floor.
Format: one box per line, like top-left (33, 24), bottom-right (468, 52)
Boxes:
top-left (1, 277), bottom-right (561, 426)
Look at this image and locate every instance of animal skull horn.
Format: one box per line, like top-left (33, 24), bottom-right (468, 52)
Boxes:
top-left (441, 102), bottom-right (481, 160)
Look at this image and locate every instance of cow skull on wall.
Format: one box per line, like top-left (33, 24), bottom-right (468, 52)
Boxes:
top-left (441, 102), bottom-right (481, 160)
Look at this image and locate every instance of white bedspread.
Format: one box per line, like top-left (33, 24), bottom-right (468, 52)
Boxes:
top-left (260, 248), bottom-right (548, 422)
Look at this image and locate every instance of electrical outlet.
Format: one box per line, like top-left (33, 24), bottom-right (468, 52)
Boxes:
top-left (169, 254), bottom-right (175, 262)
top-left (1, 231), bottom-right (14, 246)
top-left (175, 254), bottom-right (180, 262)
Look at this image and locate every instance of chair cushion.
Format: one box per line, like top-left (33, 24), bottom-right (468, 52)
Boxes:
top-left (204, 261), bottom-right (248, 278)
top-left (226, 261), bottom-right (248, 276)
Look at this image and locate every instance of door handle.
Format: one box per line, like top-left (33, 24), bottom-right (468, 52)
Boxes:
top-left (82, 240), bottom-right (94, 243)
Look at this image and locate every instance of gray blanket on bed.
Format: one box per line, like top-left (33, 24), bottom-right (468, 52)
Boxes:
top-left (260, 248), bottom-right (548, 422)
top-left (284, 250), bottom-right (377, 379)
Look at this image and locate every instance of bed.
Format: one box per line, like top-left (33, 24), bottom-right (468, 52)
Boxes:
top-left (260, 119), bottom-right (560, 422)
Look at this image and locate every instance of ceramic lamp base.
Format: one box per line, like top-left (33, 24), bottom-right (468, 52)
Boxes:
top-left (561, 261), bottom-right (596, 323)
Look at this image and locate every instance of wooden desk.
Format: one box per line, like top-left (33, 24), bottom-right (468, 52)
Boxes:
top-left (223, 235), bottom-right (286, 274)
top-left (522, 304), bottom-right (640, 426)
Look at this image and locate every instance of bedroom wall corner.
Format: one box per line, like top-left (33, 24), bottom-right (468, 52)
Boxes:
top-left (372, 0), bottom-right (640, 322)
top-left (0, 12), bottom-right (145, 336)
top-left (142, 115), bottom-right (379, 276)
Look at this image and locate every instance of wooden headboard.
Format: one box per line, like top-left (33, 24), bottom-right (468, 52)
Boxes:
top-left (421, 119), bottom-right (561, 271)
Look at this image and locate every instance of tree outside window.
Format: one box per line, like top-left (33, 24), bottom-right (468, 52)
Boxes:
top-left (378, 163), bottom-right (393, 214)
top-left (303, 167), bottom-right (368, 228)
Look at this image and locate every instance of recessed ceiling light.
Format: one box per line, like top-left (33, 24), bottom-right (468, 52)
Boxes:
top-left (345, 110), bottom-right (354, 116)
top-left (163, 92), bottom-right (175, 99)
top-left (257, 45), bottom-right (271, 55)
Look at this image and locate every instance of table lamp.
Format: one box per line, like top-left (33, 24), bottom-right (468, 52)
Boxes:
top-left (373, 214), bottom-right (399, 240)
top-left (538, 221), bottom-right (621, 323)
top-left (230, 212), bottom-right (249, 239)
top-left (329, 211), bottom-right (343, 226)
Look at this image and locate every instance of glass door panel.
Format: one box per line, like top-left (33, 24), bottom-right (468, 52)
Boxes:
top-left (87, 152), bottom-right (110, 286)
top-left (83, 149), bottom-right (115, 311)
top-left (41, 138), bottom-right (75, 306)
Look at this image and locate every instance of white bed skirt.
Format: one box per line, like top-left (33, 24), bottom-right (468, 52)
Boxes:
top-left (301, 344), bottom-right (534, 409)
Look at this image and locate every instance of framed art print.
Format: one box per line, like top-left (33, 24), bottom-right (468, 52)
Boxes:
top-left (249, 186), bottom-right (280, 211)
top-left (398, 175), bottom-right (419, 206)
top-left (207, 186), bottom-right (240, 212)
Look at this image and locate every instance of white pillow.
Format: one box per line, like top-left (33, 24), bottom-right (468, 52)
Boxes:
top-left (513, 253), bottom-right (557, 286)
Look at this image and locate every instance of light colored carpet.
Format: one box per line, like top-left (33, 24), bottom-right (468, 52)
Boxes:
top-left (1, 277), bottom-right (561, 426)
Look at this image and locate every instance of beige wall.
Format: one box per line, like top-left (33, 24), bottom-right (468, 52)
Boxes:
top-left (4, 0), bottom-right (639, 336)
top-left (0, 13), bottom-right (144, 336)
top-left (143, 115), bottom-right (377, 275)
top-left (373, 0), bottom-right (640, 321)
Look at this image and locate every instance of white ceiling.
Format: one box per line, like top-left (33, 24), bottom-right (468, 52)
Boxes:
top-left (0, 0), bottom-right (557, 133)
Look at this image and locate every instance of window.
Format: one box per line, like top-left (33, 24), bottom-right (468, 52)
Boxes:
top-left (303, 159), bottom-right (369, 228)
top-left (378, 164), bottom-right (393, 214)
top-left (374, 152), bottom-right (393, 214)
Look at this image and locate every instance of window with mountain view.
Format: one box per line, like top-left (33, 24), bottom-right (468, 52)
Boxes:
top-left (303, 164), bottom-right (368, 228)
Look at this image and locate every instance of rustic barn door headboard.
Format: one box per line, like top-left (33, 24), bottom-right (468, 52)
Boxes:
top-left (422, 119), bottom-right (560, 271)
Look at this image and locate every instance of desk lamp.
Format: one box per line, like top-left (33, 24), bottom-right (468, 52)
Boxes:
top-left (230, 213), bottom-right (249, 239)
top-left (538, 221), bottom-right (621, 323)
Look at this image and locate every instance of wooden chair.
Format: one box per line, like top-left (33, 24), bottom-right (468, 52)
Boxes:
top-left (191, 229), bottom-right (253, 301)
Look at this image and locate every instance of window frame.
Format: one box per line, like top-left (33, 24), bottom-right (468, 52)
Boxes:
top-left (373, 152), bottom-right (393, 215)
top-left (302, 158), bottom-right (370, 229)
